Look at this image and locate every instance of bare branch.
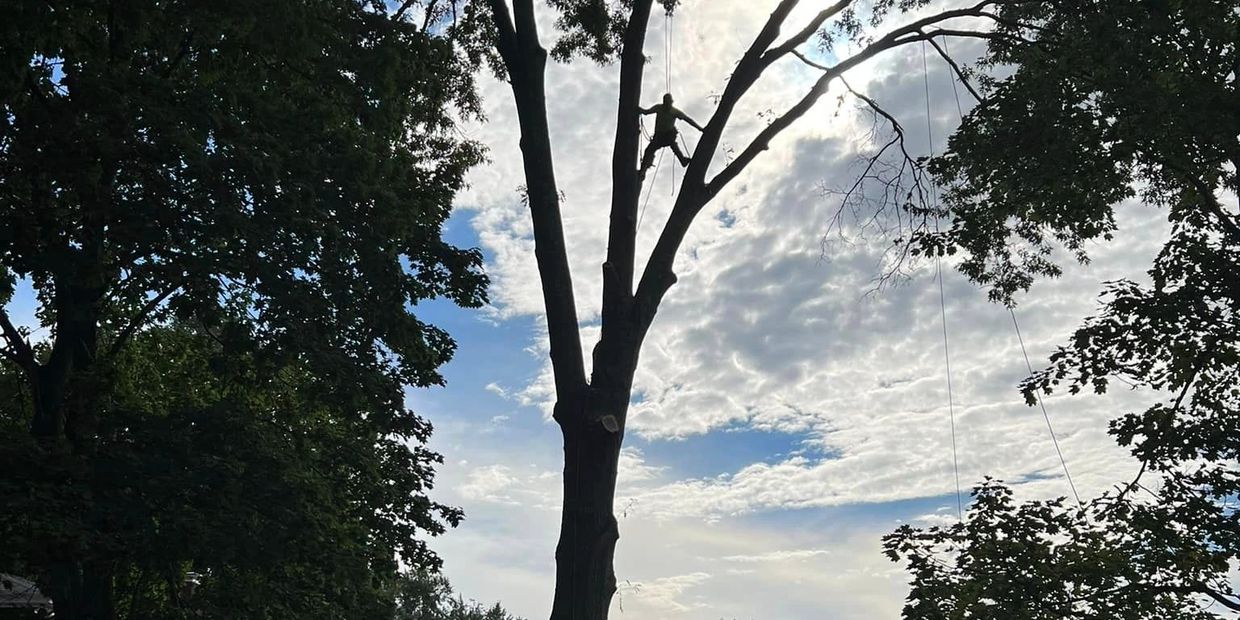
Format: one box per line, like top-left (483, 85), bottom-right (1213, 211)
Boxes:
top-left (924, 34), bottom-right (983, 103)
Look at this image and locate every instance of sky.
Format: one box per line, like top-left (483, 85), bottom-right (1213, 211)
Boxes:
top-left (410, 2), bottom-right (1170, 619)
top-left (0, 2), bottom-right (1171, 619)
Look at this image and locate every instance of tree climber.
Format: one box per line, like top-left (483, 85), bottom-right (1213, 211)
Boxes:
top-left (639, 93), bottom-right (704, 176)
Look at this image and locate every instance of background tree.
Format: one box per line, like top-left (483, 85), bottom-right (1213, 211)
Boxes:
top-left (447, 0), bottom-right (1046, 617)
top-left (394, 569), bottom-right (524, 620)
top-left (886, 1), bottom-right (1240, 617)
top-left (1, 324), bottom-right (461, 619)
top-left (0, 1), bottom-right (487, 617)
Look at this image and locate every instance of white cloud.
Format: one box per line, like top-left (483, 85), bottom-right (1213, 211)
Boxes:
top-left (721, 549), bottom-right (831, 563)
top-left (432, 0), bottom-right (1177, 617)
top-left (618, 572), bottom-right (712, 615)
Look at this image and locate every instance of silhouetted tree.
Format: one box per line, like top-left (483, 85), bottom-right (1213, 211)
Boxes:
top-left (886, 1), bottom-right (1240, 617)
top-left (0, 1), bottom-right (486, 617)
top-left (446, 0), bottom-right (1050, 616)
top-left (395, 570), bottom-right (524, 620)
top-left (1, 324), bottom-right (462, 619)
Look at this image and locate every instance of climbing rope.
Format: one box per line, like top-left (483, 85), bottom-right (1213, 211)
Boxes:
top-left (637, 9), bottom-right (679, 229)
top-left (921, 40), bottom-right (964, 521)
top-left (665, 9), bottom-right (674, 96)
top-left (638, 150), bottom-right (665, 229)
top-left (1010, 308), bottom-right (1083, 505)
top-left (930, 36), bottom-right (1082, 507)
top-left (666, 9), bottom-right (676, 196)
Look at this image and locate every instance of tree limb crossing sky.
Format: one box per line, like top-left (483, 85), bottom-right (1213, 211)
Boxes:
top-left (413, 1), bottom-right (1165, 617)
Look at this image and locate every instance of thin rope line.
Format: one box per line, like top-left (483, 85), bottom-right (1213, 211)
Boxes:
top-left (638, 150), bottom-right (665, 229)
top-left (938, 258), bottom-right (963, 520)
top-left (665, 10), bottom-right (672, 94)
top-left (922, 40), bottom-right (963, 520)
top-left (941, 36), bottom-right (966, 120)
top-left (939, 36), bottom-right (1081, 505)
top-left (667, 11), bottom-right (676, 197)
top-left (1010, 309), bottom-right (1083, 505)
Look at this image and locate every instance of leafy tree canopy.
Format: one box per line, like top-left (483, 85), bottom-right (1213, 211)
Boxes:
top-left (1, 323), bottom-right (460, 619)
top-left (1, 0), bottom-right (487, 441)
top-left (924, 0), bottom-right (1238, 301)
top-left (394, 569), bottom-right (524, 620)
top-left (1, 0), bottom-right (488, 616)
top-left (889, 1), bottom-right (1240, 617)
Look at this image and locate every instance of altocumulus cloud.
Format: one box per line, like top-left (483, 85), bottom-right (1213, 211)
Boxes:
top-left (430, 0), bottom-right (1174, 618)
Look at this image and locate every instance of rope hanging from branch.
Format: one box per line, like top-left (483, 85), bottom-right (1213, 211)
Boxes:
top-left (638, 9), bottom-right (678, 228)
top-left (667, 9), bottom-right (676, 196)
top-left (925, 36), bottom-right (1083, 510)
top-left (921, 40), bottom-right (965, 521)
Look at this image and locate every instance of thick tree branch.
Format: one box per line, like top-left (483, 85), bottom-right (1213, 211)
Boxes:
top-left (511, 0), bottom-right (541, 50)
top-left (925, 34), bottom-right (983, 103)
top-left (0, 310), bottom-right (37, 374)
top-left (1158, 156), bottom-right (1240, 244)
top-left (635, 2), bottom-right (1006, 332)
top-left (393, 0), bottom-right (419, 22)
top-left (708, 9), bottom-right (1003, 199)
top-left (682, 0), bottom-right (806, 190)
top-left (1199, 584), bottom-right (1240, 612)
top-left (486, 0), bottom-right (589, 402)
top-left (630, 0), bottom-right (811, 333)
top-left (485, 0), bottom-right (520, 65)
top-left (763, 0), bottom-right (854, 63)
top-left (602, 0), bottom-right (656, 322)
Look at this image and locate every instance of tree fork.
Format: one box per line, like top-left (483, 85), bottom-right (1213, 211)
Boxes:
top-left (477, 2), bottom-right (1005, 618)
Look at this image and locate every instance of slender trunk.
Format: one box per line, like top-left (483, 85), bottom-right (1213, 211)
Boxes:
top-left (549, 395), bottom-right (627, 620)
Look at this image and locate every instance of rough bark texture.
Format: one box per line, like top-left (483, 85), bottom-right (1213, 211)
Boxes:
top-left (550, 396), bottom-right (625, 619)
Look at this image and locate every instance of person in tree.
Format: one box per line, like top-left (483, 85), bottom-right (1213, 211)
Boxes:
top-left (639, 93), bottom-right (704, 176)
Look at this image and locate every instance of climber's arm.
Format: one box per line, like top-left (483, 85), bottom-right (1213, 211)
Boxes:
top-left (677, 109), bottom-right (705, 132)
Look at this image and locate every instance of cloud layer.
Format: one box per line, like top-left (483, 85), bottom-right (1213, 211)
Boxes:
top-left (428, 1), bottom-right (1173, 617)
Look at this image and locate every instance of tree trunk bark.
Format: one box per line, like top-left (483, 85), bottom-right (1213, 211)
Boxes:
top-left (29, 279), bottom-right (114, 620)
top-left (549, 396), bottom-right (626, 620)
top-left (46, 561), bottom-right (114, 620)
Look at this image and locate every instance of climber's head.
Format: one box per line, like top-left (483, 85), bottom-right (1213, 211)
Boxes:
top-left (663, 93), bottom-right (674, 105)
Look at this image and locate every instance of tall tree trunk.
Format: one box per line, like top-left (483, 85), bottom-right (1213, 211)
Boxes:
top-left (483, 3), bottom-right (655, 617)
top-left (549, 338), bottom-right (640, 620)
top-left (550, 396), bottom-right (625, 620)
top-left (30, 269), bottom-right (113, 620)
